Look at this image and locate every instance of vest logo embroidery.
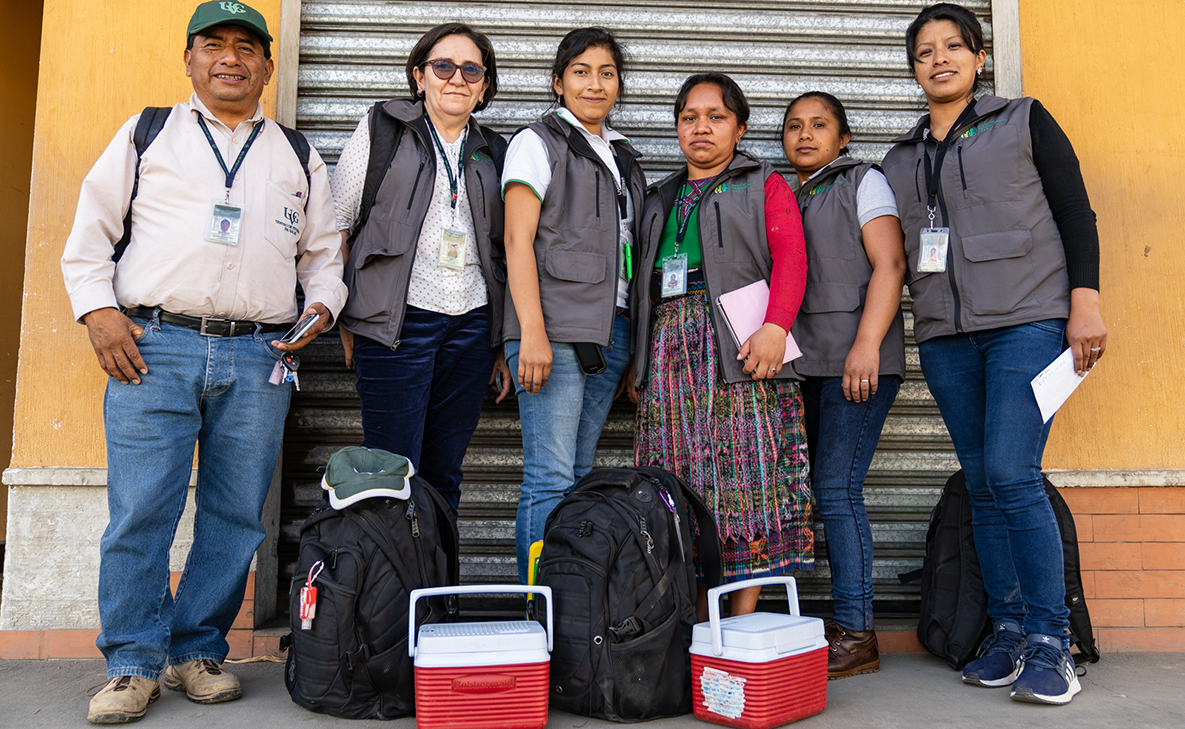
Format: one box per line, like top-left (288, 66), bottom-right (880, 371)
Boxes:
top-left (715, 180), bottom-right (759, 194)
top-left (219, 2), bottom-right (248, 14)
top-left (809, 177), bottom-right (847, 196)
top-left (960, 118), bottom-right (1007, 139)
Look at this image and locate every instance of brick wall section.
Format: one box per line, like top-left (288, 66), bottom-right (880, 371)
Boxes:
top-left (1062, 486), bottom-right (1185, 652)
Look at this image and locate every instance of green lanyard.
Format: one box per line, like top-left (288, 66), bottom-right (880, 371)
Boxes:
top-left (426, 116), bottom-right (468, 211)
top-left (196, 115), bottom-right (264, 201)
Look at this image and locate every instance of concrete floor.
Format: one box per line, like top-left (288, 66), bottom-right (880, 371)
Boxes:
top-left (0, 652), bottom-right (1182, 729)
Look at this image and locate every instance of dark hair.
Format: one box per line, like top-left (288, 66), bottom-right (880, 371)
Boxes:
top-left (905, 3), bottom-right (985, 92)
top-left (672, 73), bottom-right (750, 128)
top-left (783, 91), bottom-right (852, 155)
top-left (550, 27), bottom-right (627, 107)
top-left (187, 25), bottom-right (271, 60)
top-left (406, 23), bottom-right (499, 112)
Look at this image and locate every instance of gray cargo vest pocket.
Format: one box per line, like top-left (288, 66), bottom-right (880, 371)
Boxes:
top-left (544, 249), bottom-right (607, 284)
top-left (353, 211), bottom-right (417, 269)
top-left (800, 283), bottom-right (860, 314)
top-left (959, 230), bottom-right (1036, 316)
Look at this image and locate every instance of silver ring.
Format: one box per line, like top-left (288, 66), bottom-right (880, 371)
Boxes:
top-left (860, 378), bottom-right (870, 382)
top-left (1090, 347), bottom-right (1101, 352)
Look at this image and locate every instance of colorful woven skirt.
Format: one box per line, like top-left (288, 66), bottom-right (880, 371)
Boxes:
top-left (634, 292), bottom-right (814, 581)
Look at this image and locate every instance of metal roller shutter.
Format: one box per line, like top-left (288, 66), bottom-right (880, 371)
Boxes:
top-left (281, 0), bottom-right (995, 620)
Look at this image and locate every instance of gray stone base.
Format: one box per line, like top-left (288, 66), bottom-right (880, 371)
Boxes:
top-left (0, 461), bottom-right (280, 631)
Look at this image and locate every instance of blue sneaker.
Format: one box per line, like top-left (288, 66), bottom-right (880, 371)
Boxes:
top-left (1011, 633), bottom-right (1082, 704)
top-left (962, 619), bottom-right (1025, 687)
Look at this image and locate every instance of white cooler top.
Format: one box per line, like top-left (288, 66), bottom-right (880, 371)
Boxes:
top-left (415, 620), bottom-right (550, 668)
top-left (690, 612), bottom-right (826, 663)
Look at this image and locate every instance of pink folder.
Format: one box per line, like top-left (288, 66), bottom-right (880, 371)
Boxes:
top-left (714, 280), bottom-right (803, 364)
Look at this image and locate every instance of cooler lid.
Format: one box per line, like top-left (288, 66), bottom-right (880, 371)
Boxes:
top-left (691, 613), bottom-right (824, 656)
top-left (415, 620), bottom-right (549, 668)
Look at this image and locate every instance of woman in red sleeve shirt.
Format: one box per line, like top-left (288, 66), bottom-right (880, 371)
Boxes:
top-left (630, 73), bottom-right (811, 618)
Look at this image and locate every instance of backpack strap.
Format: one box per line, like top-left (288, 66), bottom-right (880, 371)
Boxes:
top-left (114, 106), bottom-right (171, 262)
top-left (356, 101), bottom-right (403, 236)
top-left (678, 478), bottom-right (724, 589)
top-left (418, 478), bottom-right (461, 586)
top-left (275, 121), bottom-right (312, 200)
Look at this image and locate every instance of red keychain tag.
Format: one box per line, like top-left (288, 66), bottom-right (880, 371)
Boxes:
top-left (300, 561), bottom-right (324, 630)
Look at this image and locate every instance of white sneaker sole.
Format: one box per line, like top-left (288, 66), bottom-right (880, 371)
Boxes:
top-left (962, 665), bottom-right (1020, 688)
top-left (1011, 674), bottom-right (1082, 705)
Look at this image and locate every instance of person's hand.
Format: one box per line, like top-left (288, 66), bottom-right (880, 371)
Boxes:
top-left (340, 328), bottom-right (355, 368)
top-left (842, 341), bottom-right (880, 403)
top-left (490, 350), bottom-right (512, 403)
top-left (83, 307), bottom-right (147, 384)
top-left (517, 327), bottom-right (553, 394)
top-left (1066, 288), bottom-right (1107, 377)
top-left (739, 322), bottom-right (787, 381)
top-left (615, 360), bottom-right (639, 404)
top-left (272, 302), bottom-right (331, 353)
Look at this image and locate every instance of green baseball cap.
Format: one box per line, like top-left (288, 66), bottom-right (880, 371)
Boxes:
top-left (321, 446), bottom-right (414, 509)
top-left (187, 1), bottom-right (273, 44)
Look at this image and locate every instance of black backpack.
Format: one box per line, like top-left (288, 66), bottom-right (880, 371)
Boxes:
top-left (116, 106), bottom-right (311, 262)
top-left (283, 475), bottom-right (459, 719)
top-left (537, 466), bottom-right (724, 722)
top-left (909, 470), bottom-right (1100, 668)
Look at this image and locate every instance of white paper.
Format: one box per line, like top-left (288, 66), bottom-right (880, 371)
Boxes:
top-left (1031, 348), bottom-right (1092, 423)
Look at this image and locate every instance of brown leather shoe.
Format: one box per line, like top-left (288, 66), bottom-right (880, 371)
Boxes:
top-left (825, 621), bottom-right (881, 680)
top-left (86, 675), bottom-right (160, 724)
top-left (162, 659), bottom-right (242, 704)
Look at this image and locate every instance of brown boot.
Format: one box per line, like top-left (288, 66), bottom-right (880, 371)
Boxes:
top-left (161, 659), bottom-right (242, 704)
top-left (86, 675), bottom-right (160, 724)
top-left (825, 621), bottom-right (880, 680)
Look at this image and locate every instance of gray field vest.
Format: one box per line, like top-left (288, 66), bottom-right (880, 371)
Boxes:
top-left (340, 99), bottom-right (506, 348)
top-left (502, 112), bottom-right (646, 347)
top-left (881, 96), bottom-right (1070, 343)
top-left (633, 153), bottom-right (797, 386)
top-left (792, 157), bottom-right (906, 379)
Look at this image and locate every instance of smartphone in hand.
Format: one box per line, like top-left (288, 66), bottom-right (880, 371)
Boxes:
top-left (280, 312), bottom-right (321, 344)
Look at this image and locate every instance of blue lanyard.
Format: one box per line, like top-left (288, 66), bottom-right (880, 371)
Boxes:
top-left (196, 115), bottom-right (264, 195)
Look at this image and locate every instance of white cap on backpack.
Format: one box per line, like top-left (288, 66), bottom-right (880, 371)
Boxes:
top-left (321, 446), bottom-right (414, 509)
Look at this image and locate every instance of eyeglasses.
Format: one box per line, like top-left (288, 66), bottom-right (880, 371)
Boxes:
top-left (424, 58), bottom-right (485, 84)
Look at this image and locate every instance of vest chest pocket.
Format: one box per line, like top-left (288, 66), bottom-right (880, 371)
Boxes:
top-left (800, 283), bottom-right (861, 314)
top-left (951, 122), bottom-right (1024, 210)
top-left (265, 180), bottom-right (305, 259)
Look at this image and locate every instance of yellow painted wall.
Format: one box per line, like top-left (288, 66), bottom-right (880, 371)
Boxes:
top-left (0, 0), bottom-right (44, 539)
top-left (10, 0), bottom-right (283, 468)
top-left (1022, 1), bottom-right (1185, 470)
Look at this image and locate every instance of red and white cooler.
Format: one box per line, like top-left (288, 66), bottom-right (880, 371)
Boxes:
top-left (408, 585), bottom-right (553, 729)
top-left (690, 577), bottom-right (827, 729)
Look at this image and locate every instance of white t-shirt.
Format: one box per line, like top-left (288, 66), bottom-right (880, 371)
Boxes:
top-left (501, 107), bottom-right (633, 308)
top-left (805, 160), bottom-right (899, 228)
top-left (331, 115), bottom-right (487, 316)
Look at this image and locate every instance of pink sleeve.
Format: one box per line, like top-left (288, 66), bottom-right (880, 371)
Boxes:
top-left (763, 172), bottom-right (807, 331)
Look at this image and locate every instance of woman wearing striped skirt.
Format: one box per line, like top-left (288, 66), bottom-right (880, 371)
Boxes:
top-left (630, 73), bottom-right (812, 618)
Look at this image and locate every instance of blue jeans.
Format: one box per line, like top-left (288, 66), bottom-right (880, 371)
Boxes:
top-left (352, 306), bottom-right (494, 516)
top-left (802, 375), bottom-right (900, 631)
top-left (918, 320), bottom-right (1071, 642)
top-left (98, 312), bottom-right (292, 680)
top-left (505, 314), bottom-right (631, 582)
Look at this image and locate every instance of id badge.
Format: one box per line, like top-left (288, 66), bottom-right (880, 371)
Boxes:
top-left (660, 254), bottom-right (688, 297)
top-left (918, 227), bottom-right (950, 273)
top-left (206, 201), bottom-right (242, 245)
top-left (439, 228), bottom-right (466, 270)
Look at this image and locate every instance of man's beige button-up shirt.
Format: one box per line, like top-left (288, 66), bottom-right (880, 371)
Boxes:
top-left (62, 94), bottom-right (346, 324)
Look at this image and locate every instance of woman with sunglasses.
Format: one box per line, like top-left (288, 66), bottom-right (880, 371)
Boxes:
top-left (631, 73), bottom-right (811, 618)
top-left (331, 22), bottom-right (511, 517)
top-left (883, 4), bottom-right (1105, 705)
top-left (501, 27), bottom-right (645, 582)
top-left (782, 91), bottom-right (907, 679)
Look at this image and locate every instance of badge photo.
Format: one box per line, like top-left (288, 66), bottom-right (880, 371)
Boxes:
top-left (207, 201), bottom-right (243, 245)
top-left (918, 227), bottom-right (949, 273)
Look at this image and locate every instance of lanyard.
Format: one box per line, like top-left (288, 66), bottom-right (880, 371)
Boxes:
top-left (196, 115), bottom-right (264, 201)
top-left (674, 174), bottom-right (722, 247)
top-left (922, 101), bottom-right (979, 215)
top-left (426, 117), bottom-right (468, 211)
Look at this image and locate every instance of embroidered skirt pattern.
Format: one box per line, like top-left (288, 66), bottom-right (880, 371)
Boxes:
top-left (634, 292), bottom-right (814, 580)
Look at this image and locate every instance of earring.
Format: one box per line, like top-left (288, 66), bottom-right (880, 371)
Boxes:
top-left (976, 67), bottom-right (983, 75)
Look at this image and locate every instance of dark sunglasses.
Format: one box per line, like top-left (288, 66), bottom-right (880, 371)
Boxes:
top-left (424, 58), bottom-right (485, 84)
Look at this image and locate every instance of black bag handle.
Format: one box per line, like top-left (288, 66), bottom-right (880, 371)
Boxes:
top-left (417, 478), bottom-right (461, 586)
top-left (634, 466), bottom-right (724, 589)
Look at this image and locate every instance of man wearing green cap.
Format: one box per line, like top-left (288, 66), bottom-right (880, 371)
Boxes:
top-left (61, 2), bottom-right (346, 723)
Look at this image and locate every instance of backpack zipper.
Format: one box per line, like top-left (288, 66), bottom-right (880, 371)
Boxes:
top-left (405, 499), bottom-right (420, 538)
top-left (634, 514), bottom-right (654, 555)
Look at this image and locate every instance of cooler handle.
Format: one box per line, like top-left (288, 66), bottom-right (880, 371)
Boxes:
top-left (706, 576), bottom-right (800, 657)
top-left (408, 584), bottom-right (554, 657)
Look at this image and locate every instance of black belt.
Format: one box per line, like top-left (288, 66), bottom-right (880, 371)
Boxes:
top-left (124, 307), bottom-right (290, 337)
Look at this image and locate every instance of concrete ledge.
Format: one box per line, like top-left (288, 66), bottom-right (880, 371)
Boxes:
top-left (3, 466), bottom-right (197, 487)
top-left (1046, 470), bottom-right (1185, 487)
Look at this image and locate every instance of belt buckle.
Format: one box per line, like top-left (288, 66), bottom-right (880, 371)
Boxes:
top-left (199, 316), bottom-right (233, 337)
